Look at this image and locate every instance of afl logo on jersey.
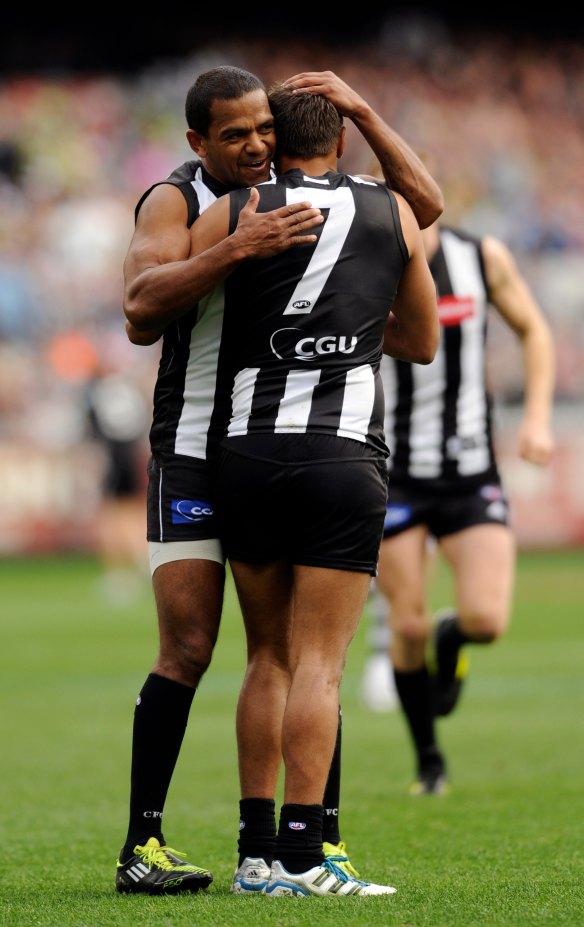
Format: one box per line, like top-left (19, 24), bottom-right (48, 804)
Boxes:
top-left (292, 299), bottom-right (311, 310)
top-left (270, 328), bottom-right (357, 362)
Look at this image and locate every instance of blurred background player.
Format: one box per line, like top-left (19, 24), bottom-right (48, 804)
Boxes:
top-left (361, 175), bottom-right (555, 793)
top-left (360, 580), bottom-right (398, 712)
top-left (85, 356), bottom-right (150, 605)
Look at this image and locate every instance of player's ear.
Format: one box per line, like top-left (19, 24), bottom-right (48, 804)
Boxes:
top-left (337, 125), bottom-right (346, 159)
top-left (187, 128), bottom-right (207, 157)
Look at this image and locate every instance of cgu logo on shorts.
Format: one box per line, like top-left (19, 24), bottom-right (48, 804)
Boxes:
top-left (384, 503), bottom-right (412, 530)
top-left (171, 499), bottom-right (214, 524)
top-left (270, 328), bottom-right (357, 362)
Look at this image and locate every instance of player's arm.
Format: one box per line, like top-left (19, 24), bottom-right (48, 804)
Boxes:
top-left (282, 70), bottom-right (444, 229)
top-left (383, 193), bottom-right (439, 365)
top-left (482, 235), bottom-right (555, 466)
top-left (124, 184), bottom-right (322, 339)
top-left (125, 319), bottom-right (165, 346)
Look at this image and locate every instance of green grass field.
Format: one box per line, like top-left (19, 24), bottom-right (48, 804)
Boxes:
top-left (1, 549), bottom-right (583, 927)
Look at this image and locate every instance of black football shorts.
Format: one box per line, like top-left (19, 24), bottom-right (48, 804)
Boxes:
top-left (146, 452), bottom-right (218, 543)
top-left (383, 479), bottom-right (511, 540)
top-left (103, 440), bottom-right (143, 498)
top-left (215, 434), bottom-right (388, 575)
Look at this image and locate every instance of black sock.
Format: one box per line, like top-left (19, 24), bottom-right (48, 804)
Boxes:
top-left (237, 798), bottom-right (276, 866)
top-left (121, 673), bottom-right (195, 860)
top-left (275, 803), bottom-right (324, 874)
top-left (321, 705), bottom-right (342, 845)
top-left (394, 667), bottom-right (444, 774)
top-left (436, 613), bottom-right (470, 683)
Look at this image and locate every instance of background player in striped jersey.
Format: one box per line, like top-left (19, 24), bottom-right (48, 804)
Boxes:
top-left (117, 66), bottom-right (443, 893)
top-left (371, 210), bottom-right (555, 795)
top-left (188, 83), bottom-right (439, 896)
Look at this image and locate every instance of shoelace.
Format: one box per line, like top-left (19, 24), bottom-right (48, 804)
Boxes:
top-left (324, 852), bottom-right (350, 865)
top-left (322, 857), bottom-right (367, 886)
top-left (323, 842), bottom-right (361, 878)
top-left (136, 843), bottom-right (207, 873)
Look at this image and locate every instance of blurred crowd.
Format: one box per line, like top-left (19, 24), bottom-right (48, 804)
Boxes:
top-left (0, 24), bottom-right (583, 552)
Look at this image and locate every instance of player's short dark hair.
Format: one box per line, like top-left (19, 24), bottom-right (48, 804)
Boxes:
top-left (185, 66), bottom-right (266, 135)
top-left (268, 83), bottom-right (343, 159)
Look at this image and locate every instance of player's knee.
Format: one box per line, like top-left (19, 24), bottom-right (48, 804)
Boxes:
top-left (184, 631), bottom-right (216, 674)
top-left (392, 609), bottom-right (430, 648)
top-left (160, 629), bottom-right (216, 684)
top-left (247, 633), bottom-right (289, 666)
top-left (464, 609), bottom-right (507, 643)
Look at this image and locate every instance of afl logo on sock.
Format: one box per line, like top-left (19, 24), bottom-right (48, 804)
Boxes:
top-left (288, 822), bottom-right (307, 830)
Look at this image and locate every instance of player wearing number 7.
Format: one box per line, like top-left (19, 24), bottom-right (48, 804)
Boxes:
top-left (188, 83), bottom-right (439, 897)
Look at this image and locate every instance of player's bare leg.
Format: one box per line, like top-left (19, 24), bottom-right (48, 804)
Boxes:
top-left (377, 527), bottom-right (446, 793)
top-left (433, 524), bottom-right (515, 715)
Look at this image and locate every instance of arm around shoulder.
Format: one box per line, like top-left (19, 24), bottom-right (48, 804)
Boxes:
top-left (123, 183), bottom-right (197, 334)
top-left (282, 70), bottom-right (444, 228)
top-left (123, 184), bottom-right (277, 338)
top-left (355, 105), bottom-right (444, 229)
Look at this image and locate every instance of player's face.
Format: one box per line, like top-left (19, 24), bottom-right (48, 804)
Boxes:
top-left (193, 89), bottom-right (276, 189)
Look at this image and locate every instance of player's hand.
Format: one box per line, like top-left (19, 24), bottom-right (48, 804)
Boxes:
top-left (234, 186), bottom-right (323, 257)
top-left (282, 70), bottom-right (366, 120)
top-left (517, 418), bottom-right (555, 466)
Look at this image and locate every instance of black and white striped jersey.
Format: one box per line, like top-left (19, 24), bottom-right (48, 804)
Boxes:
top-left (214, 169), bottom-right (408, 456)
top-left (382, 225), bottom-right (500, 488)
top-left (135, 160), bottom-right (251, 462)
